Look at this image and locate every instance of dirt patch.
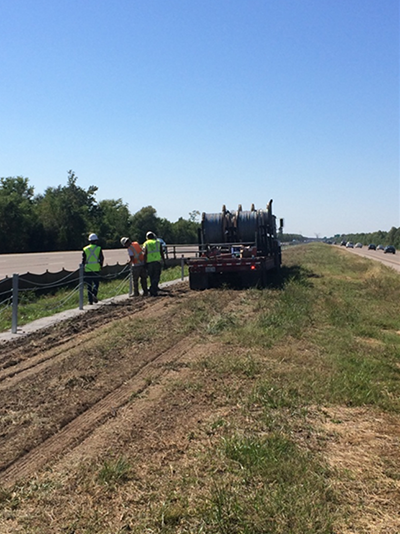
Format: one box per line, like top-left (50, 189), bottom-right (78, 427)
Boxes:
top-left (0, 284), bottom-right (195, 483)
top-left (1, 281), bottom-right (400, 533)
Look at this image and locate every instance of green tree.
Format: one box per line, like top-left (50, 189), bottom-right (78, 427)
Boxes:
top-left (36, 170), bottom-right (98, 250)
top-left (130, 206), bottom-right (160, 243)
top-left (0, 176), bottom-right (37, 253)
top-left (170, 217), bottom-right (199, 243)
top-left (188, 210), bottom-right (200, 223)
top-left (97, 199), bottom-right (131, 248)
top-left (157, 217), bottom-right (174, 243)
top-left (387, 226), bottom-right (397, 247)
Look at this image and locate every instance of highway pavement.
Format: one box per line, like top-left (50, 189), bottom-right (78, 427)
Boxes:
top-left (337, 244), bottom-right (400, 273)
top-left (0, 245), bottom-right (198, 280)
top-left (0, 249), bottom-right (128, 279)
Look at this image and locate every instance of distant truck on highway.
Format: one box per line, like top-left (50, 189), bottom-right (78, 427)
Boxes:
top-left (188, 201), bottom-right (283, 289)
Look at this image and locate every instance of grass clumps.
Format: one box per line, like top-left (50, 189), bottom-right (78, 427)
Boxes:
top-left (204, 433), bottom-right (336, 534)
top-left (0, 265), bottom-right (188, 332)
top-left (2, 244), bottom-right (400, 533)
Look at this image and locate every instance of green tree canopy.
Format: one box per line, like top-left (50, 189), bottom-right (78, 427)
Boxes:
top-left (36, 171), bottom-right (98, 250)
top-left (96, 199), bottom-right (131, 248)
top-left (0, 176), bottom-right (37, 253)
top-left (130, 206), bottom-right (159, 243)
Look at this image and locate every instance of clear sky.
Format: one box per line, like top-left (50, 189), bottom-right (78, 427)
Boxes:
top-left (1, 0), bottom-right (398, 237)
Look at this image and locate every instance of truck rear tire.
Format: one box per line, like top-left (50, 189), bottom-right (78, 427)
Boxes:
top-left (189, 273), bottom-right (209, 290)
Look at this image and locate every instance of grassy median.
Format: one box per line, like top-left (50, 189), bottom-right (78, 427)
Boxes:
top-left (1, 243), bottom-right (400, 533)
top-left (0, 265), bottom-right (188, 333)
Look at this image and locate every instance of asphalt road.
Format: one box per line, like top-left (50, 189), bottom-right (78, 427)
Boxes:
top-left (0, 245), bottom-right (199, 279)
top-left (3, 244), bottom-right (397, 280)
top-left (0, 249), bottom-right (128, 279)
top-left (337, 245), bottom-right (400, 273)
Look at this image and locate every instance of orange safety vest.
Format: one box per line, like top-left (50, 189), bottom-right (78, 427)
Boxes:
top-left (128, 242), bottom-right (144, 265)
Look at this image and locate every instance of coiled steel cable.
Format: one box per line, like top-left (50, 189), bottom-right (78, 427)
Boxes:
top-left (202, 212), bottom-right (226, 243)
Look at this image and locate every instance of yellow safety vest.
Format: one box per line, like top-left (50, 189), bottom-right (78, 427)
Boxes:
top-left (144, 239), bottom-right (161, 263)
top-left (83, 244), bottom-right (102, 272)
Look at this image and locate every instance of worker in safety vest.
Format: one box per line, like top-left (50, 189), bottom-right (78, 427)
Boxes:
top-left (120, 237), bottom-right (149, 297)
top-left (142, 231), bottom-right (165, 297)
top-left (82, 233), bottom-right (104, 305)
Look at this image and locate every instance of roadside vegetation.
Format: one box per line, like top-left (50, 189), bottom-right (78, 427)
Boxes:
top-left (1, 243), bottom-right (399, 533)
top-left (0, 265), bottom-right (188, 333)
top-left (332, 226), bottom-right (400, 249)
top-left (0, 173), bottom-right (201, 253)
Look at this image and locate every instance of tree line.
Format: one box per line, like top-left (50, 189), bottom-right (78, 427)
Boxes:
top-left (0, 172), bottom-right (200, 254)
top-left (334, 228), bottom-right (400, 250)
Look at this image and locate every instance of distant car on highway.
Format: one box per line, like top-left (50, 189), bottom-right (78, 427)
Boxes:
top-left (355, 243), bottom-right (363, 248)
top-left (340, 240), bottom-right (347, 246)
top-left (346, 242), bottom-right (354, 248)
top-left (368, 244), bottom-right (376, 250)
top-left (377, 244), bottom-right (384, 250)
top-left (384, 245), bottom-right (396, 254)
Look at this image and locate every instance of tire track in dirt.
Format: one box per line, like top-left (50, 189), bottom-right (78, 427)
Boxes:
top-left (0, 290), bottom-right (178, 363)
top-left (0, 335), bottom-right (197, 488)
top-left (0, 297), bottom-right (173, 389)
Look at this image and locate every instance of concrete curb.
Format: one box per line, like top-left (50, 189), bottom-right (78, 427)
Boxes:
top-left (0, 277), bottom-right (188, 344)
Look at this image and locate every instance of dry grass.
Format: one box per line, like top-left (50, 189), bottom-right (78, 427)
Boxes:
top-left (1, 244), bottom-right (400, 533)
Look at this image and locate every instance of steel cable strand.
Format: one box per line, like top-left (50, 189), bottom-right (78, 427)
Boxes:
top-left (19, 271), bottom-right (79, 288)
top-left (108, 272), bottom-right (131, 298)
top-left (0, 298), bottom-right (12, 315)
top-left (99, 263), bottom-right (130, 281)
top-left (16, 284), bottom-right (80, 313)
top-left (40, 284), bottom-right (81, 312)
top-left (18, 277), bottom-right (79, 294)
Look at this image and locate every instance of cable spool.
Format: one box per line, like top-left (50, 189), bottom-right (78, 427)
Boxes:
top-left (258, 208), bottom-right (269, 231)
top-left (202, 212), bottom-right (225, 243)
top-left (236, 210), bottom-right (258, 242)
top-left (202, 203), bottom-right (275, 244)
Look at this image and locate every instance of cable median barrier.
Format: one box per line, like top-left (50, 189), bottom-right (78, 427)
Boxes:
top-left (0, 288), bottom-right (12, 324)
top-left (0, 262), bottom-right (132, 335)
top-left (0, 250), bottom-right (194, 336)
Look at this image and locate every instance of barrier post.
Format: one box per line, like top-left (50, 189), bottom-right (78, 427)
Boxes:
top-left (129, 265), bottom-right (133, 296)
top-left (11, 273), bottom-right (19, 334)
top-left (181, 255), bottom-right (185, 280)
top-left (79, 263), bottom-right (84, 310)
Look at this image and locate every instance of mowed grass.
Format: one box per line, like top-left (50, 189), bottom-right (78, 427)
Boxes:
top-left (1, 243), bottom-right (400, 533)
top-left (0, 265), bottom-right (188, 333)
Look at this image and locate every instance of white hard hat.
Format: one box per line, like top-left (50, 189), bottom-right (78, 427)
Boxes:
top-left (88, 233), bottom-right (98, 242)
top-left (120, 237), bottom-right (129, 247)
top-left (146, 231), bottom-right (155, 239)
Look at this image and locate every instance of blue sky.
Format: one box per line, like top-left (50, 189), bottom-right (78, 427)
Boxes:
top-left (1, 0), bottom-right (398, 237)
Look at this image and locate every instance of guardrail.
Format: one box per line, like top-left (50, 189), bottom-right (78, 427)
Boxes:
top-left (0, 254), bottom-right (190, 335)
